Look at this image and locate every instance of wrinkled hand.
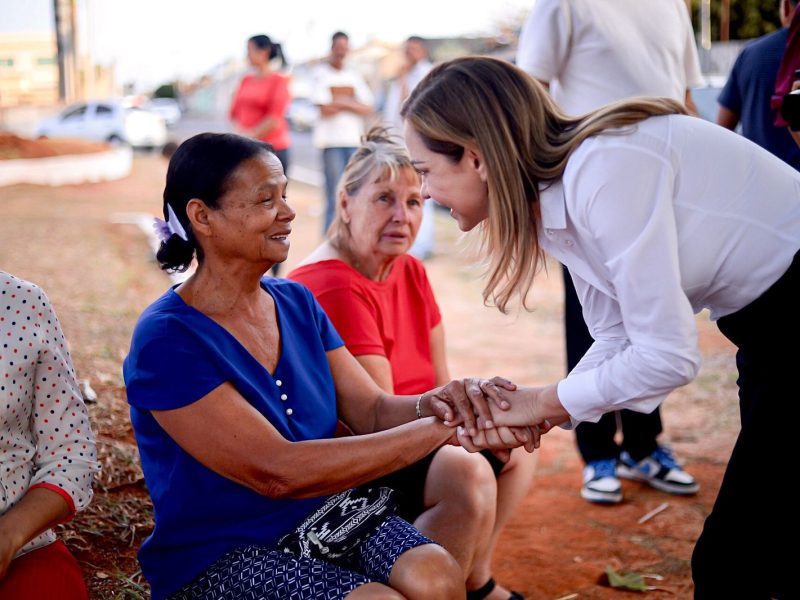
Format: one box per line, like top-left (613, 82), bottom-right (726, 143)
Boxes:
top-left (426, 376), bottom-right (516, 435)
top-left (455, 423), bottom-right (539, 455)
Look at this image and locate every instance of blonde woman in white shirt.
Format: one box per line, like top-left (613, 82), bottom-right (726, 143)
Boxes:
top-left (402, 57), bottom-right (800, 600)
top-left (516, 0), bottom-right (704, 506)
top-left (0, 272), bottom-right (98, 599)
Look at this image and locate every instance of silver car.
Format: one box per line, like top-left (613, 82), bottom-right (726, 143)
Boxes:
top-left (35, 99), bottom-right (168, 149)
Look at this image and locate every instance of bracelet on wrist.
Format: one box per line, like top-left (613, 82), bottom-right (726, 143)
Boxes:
top-left (415, 393), bottom-right (424, 419)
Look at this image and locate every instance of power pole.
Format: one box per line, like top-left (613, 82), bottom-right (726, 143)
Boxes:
top-left (53, 0), bottom-right (66, 101)
top-left (721, 0), bottom-right (731, 42)
top-left (701, 0), bottom-right (712, 49)
top-left (52, 0), bottom-right (77, 103)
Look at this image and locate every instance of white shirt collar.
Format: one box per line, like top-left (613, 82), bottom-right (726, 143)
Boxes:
top-left (537, 179), bottom-right (567, 231)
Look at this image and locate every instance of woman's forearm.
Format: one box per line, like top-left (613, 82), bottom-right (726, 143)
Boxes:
top-left (258, 417), bottom-right (452, 499)
top-left (0, 487), bottom-right (71, 554)
top-left (368, 392), bottom-right (427, 432)
top-left (251, 115), bottom-right (278, 138)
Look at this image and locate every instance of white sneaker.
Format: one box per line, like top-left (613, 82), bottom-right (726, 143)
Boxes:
top-left (581, 459), bottom-right (623, 504)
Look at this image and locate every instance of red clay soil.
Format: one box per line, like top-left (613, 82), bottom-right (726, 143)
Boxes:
top-left (0, 145), bottom-right (740, 599)
top-left (0, 132), bottom-right (110, 160)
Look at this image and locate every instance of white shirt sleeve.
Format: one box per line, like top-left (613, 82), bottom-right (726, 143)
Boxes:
top-left (557, 143), bottom-right (701, 423)
top-left (28, 288), bottom-right (98, 512)
top-left (677, 0), bottom-right (704, 89)
top-left (516, 0), bottom-right (571, 83)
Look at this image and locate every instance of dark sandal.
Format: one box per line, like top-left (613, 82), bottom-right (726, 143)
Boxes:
top-left (466, 577), bottom-right (525, 600)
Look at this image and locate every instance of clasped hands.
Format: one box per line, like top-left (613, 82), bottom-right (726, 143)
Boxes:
top-left (422, 377), bottom-right (554, 460)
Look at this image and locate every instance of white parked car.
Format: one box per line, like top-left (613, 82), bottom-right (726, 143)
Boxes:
top-left (145, 97), bottom-right (182, 127)
top-left (35, 99), bottom-right (168, 149)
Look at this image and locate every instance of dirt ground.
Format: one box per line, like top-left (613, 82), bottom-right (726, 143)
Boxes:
top-left (0, 133), bottom-right (111, 159)
top-left (0, 149), bottom-right (740, 599)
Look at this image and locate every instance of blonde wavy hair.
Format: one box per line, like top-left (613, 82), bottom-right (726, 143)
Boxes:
top-left (401, 56), bottom-right (686, 313)
top-left (328, 126), bottom-right (420, 247)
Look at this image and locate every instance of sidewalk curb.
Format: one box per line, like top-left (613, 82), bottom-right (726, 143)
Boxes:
top-left (0, 147), bottom-right (132, 187)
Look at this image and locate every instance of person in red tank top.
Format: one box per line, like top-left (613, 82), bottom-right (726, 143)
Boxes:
top-left (289, 127), bottom-right (536, 600)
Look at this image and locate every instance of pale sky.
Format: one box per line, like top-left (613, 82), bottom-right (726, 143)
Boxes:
top-left (2, 0), bottom-right (535, 89)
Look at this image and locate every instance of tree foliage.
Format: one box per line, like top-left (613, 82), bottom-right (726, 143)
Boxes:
top-left (153, 83), bottom-right (177, 99)
top-left (690, 0), bottom-right (784, 40)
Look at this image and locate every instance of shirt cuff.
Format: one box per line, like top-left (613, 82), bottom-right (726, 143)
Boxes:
top-left (556, 370), bottom-right (610, 426)
top-left (28, 482), bottom-right (77, 522)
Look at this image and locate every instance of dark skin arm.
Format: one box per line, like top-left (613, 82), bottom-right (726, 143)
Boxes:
top-left (717, 105), bottom-right (740, 130)
top-left (0, 488), bottom-right (71, 579)
top-left (153, 380), bottom-right (456, 500)
top-left (152, 346), bottom-right (459, 500)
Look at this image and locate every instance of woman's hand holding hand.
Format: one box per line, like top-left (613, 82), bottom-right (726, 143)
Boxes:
top-left (487, 384), bottom-right (569, 432)
top-left (455, 423), bottom-right (538, 454)
top-left (424, 376), bottom-right (517, 435)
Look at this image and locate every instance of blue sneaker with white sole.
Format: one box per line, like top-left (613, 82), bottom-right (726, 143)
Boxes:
top-left (581, 458), bottom-right (623, 504)
top-left (618, 446), bottom-right (699, 495)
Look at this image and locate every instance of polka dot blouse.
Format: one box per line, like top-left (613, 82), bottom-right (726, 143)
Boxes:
top-left (0, 272), bottom-right (98, 558)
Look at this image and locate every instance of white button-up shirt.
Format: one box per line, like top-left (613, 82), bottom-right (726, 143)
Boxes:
top-left (516, 0), bottom-right (703, 115)
top-left (539, 115), bottom-right (800, 424)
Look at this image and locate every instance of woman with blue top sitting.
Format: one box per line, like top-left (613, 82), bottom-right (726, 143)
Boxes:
top-left (123, 132), bottom-right (534, 600)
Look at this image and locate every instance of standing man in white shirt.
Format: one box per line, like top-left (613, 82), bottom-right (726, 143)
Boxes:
top-left (312, 31), bottom-right (374, 235)
top-left (383, 36), bottom-right (436, 260)
top-left (516, 0), bottom-right (703, 506)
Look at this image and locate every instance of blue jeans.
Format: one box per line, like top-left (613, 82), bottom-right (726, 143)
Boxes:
top-left (322, 147), bottom-right (357, 235)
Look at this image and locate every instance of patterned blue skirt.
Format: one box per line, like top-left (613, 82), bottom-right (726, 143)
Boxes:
top-left (168, 516), bottom-right (432, 600)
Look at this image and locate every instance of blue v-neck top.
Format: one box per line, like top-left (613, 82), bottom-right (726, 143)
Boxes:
top-left (123, 277), bottom-right (344, 599)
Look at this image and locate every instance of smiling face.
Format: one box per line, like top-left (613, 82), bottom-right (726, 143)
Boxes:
top-left (209, 151), bottom-right (295, 266)
top-left (403, 122), bottom-right (489, 232)
top-left (341, 166), bottom-right (423, 261)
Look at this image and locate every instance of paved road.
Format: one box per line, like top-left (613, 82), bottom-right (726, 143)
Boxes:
top-left (169, 114), bottom-right (322, 185)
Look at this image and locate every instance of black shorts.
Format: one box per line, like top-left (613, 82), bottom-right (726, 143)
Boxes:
top-left (372, 448), bottom-right (509, 522)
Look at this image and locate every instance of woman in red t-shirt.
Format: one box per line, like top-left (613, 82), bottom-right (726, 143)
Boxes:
top-left (289, 127), bottom-right (536, 600)
top-left (229, 35), bottom-right (292, 174)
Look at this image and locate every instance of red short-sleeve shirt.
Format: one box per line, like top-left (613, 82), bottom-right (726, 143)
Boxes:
top-left (229, 72), bottom-right (291, 151)
top-left (288, 254), bottom-right (442, 395)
